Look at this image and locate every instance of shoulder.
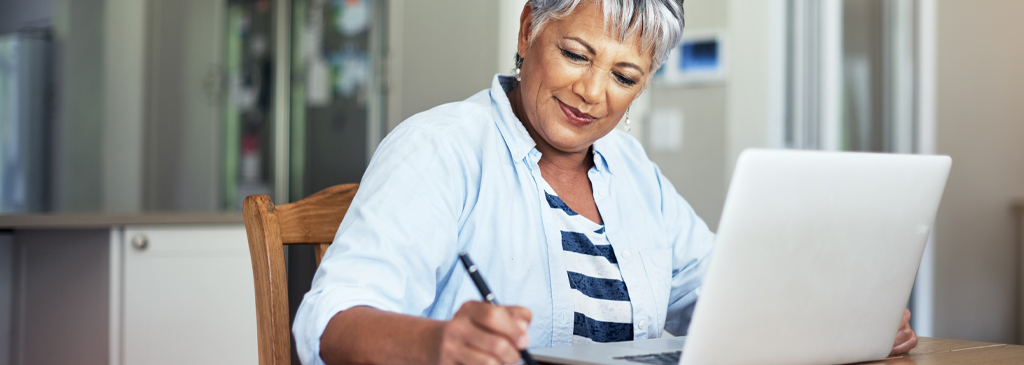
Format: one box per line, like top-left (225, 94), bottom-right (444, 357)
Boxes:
top-left (390, 89), bottom-right (497, 143)
top-left (370, 88), bottom-right (501, 178)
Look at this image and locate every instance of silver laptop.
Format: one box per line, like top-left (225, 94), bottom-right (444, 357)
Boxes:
top-left (532, 148), bottom-right (951, 365)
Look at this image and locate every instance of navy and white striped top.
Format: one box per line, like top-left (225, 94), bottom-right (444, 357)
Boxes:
top-left (543, 189), bottom-right (634, 344)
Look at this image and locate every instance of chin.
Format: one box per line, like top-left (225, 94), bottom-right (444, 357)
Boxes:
top-left (547, 130), bottom-right (595, 153)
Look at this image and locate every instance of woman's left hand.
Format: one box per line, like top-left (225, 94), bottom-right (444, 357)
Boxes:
top-left (889, 308), bottom-right (918, 356)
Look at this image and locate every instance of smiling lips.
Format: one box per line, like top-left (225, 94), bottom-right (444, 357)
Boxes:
top-left (557, 99), bottom-right (597, 127)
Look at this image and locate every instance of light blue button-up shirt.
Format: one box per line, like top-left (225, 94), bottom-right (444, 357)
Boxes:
top-left (293, 75), bottom-right (716, 364)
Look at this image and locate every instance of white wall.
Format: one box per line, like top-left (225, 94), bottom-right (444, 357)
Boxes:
top-left (51, 0), bottom-right (106, 212)
top-left (644, 0), bottom-right (731, 230)
top-left (49, 0), bottom-right (148, 213)
top-left (932, 0), bottom-right (1024, 344)
top-left (143, 0), bottom-right (224, 211)
top-left (725, 0), bottom-right (786, 176)
top-left (498, 0), bottom-right (528, 74)
top-left (386, 0), bottom-right (501, 130)
top-left (101, 0), bottom-right (147, 213)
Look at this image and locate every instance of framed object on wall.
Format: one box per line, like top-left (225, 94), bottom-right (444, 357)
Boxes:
top-left (653, 29), bottom-right (726, 86)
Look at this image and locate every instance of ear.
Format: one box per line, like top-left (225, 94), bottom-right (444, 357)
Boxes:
top-left (516, 3), bottom-right (535, 60)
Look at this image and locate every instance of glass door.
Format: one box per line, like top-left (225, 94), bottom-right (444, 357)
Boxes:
top-left (288, 0), bottom-right (387, 202)
top-left (785, 0), bottom-right (918, 153)
top-left (224, 0), bottom-right (279, 210)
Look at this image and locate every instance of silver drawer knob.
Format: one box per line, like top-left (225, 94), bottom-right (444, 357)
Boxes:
top-left (131, 234), bottom-right (149, 251)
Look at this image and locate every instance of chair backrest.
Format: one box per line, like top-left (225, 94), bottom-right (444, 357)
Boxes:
top-left (243, 183), bottom-right (359, 365)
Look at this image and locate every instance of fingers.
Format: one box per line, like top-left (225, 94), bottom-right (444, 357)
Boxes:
top-left (439, 301), bottom-right (532, 365)
top-left (441, 338), bottom-right (504, 365)
top-left (889, 309), bottom-right (918, 356)
top-left (463, 327), bottom-right (523, 364)
top-left (889, 326), bottom-right (918, 356)
top-left (463, 302), bottom-right (531, 349)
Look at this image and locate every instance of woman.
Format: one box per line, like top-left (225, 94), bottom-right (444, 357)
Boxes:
top-left (294, 1), bottom-right (918, 364)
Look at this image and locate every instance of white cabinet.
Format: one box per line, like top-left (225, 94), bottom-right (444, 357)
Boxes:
top-left (2, 219), bottom-right (256, 365)
top-left (120, 225), bottom-right (257, 365)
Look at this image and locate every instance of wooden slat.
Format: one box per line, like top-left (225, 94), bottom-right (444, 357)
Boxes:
top-left (243, 184), bottom-right (358, 365)
top-left (314, 243), bottom-right (330, 267)
top-left (276, 184), bottom-right (359, 245)
top-left (243, 194), bottom-right (291, 365)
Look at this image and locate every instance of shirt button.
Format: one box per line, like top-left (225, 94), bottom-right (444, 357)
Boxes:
top-left (598, 190), bottom-right (606, 197)
top-left (638, 320), bottom-right (648, 330)
top-left (621, 250), bottom-right (631, 260)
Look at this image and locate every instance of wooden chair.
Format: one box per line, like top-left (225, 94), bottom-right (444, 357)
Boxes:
top-left (243, 184), bottom-right (359, 365)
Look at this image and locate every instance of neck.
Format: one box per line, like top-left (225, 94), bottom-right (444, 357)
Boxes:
top-left (507, 84), bottom-right (594, 175)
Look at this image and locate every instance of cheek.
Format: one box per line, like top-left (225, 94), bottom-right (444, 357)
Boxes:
top-left (524, 65), bottom-right (568, 115)
top-left (605, 91), bottom-right (636, 116)
top-left (534, 52), bottom-right (582, 85)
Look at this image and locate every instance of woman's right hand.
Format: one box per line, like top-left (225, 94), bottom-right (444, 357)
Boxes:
top-left (438, 301), bottom-right (533, 365)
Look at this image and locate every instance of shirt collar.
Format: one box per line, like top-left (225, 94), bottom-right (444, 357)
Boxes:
top-left (490, 75), bottom-right (536, 162)
top-left (490, 74), bottom-right (617, 175)
top-left (591, 139), bottom-right (615, 175)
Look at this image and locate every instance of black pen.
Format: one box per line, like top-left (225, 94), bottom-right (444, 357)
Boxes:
top-left (458, 252), bottom-right (539, 365)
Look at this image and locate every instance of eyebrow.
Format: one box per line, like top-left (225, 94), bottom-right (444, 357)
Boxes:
top-left (563, 36), bottom-right (647, 76)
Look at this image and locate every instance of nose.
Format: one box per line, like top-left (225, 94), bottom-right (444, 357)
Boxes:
top-left (571, 68), bottom-right (605, 105)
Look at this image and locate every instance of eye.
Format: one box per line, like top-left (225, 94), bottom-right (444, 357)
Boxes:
top-left (614, 73), bottom-right (638, 87)
top-left (560, 48), bottom-right (588, 63)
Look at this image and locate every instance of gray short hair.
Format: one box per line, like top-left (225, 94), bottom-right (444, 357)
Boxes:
top-left (525, 0), bottom-right (685, 71)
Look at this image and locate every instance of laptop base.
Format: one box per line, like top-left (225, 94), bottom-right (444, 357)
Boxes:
top-left (532, 337), bottom-right (687, 365)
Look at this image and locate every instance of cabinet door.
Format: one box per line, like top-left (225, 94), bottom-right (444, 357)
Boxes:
top-left (122, 225), bottom-right (257, 365)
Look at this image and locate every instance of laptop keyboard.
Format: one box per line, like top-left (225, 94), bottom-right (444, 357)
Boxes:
top-left (614, 351), bottom-right (682, 365)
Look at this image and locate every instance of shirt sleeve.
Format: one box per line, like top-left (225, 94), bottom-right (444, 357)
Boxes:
top-left (292, 123), bottom-right (465, 365)
top-left (653, 163), bottom-right (717, 336)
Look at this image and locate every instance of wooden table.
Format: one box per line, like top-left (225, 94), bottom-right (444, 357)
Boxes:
top-left (536, 337), bottom-right (1023, 364)
top-left (860, 337), bottom-right (1024, 364)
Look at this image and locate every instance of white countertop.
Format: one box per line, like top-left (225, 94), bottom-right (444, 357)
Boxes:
top-left (0, 212), bottom-right (244, 229)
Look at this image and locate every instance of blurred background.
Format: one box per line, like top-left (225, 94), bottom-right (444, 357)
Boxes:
top-left (0, 0), bottom-right (1022, 364)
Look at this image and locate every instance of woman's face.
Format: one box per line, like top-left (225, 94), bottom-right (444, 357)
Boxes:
top-left (516, 1), bottom-right (653, 154)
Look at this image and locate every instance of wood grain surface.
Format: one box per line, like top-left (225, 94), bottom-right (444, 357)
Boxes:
top-left (537, 337), bottom-right (1022, 365)
top-left (841, 337), bottom-right (1020, 364)
top-left (243, 183), bottom-right (358, 365)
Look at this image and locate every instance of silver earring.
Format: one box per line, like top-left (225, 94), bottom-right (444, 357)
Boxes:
top-left (624, 107), bottom-right (632, 132)
top-left (514, 53), bottom-right (524, 82)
